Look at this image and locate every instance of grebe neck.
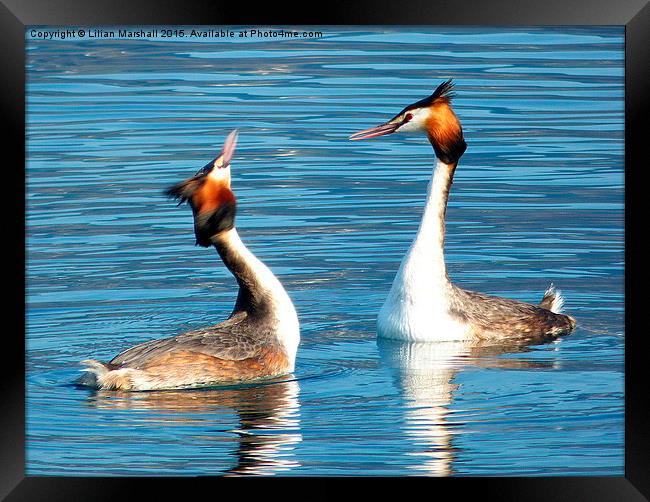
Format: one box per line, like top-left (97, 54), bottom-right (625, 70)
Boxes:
top-left (211, 228), bottom-right (297, 323)
top-left (409, 157), bottom-right (457, 283)
top-left (210, 228), bottom-right (300, 366)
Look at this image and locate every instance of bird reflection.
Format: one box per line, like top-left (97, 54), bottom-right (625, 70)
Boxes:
top-left (85, 378), bottom-right (302, 476)
top-left (377, 336), bottom-right (560, 476)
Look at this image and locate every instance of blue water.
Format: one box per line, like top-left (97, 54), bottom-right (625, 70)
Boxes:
top-left (26, 26), bottom-right (624, 476)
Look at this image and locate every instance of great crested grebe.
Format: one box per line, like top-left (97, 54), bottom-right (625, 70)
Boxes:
top-left (350, 80), bottom-right (576, 342)
top-left (79, 130), bottom-right (300, 390)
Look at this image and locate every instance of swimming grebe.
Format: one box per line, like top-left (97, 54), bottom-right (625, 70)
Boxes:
top-left (350, 80), bottom-right (576, 342)
top-left (80, 130), bottom-right (300, 390)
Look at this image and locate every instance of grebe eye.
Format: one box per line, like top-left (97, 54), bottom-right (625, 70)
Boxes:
top-left (404, 113), bottom-right (413, 122)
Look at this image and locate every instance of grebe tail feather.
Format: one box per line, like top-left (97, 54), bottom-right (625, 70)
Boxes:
top-left (539, 283), bottom-right (565, 314)
top-left (78, 359), bottom-right (113, 389)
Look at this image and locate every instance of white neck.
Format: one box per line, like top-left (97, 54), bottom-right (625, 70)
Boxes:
top-left (214, 228), bottom-right (300, 366)
top-left (393, 159), bottom-right (454, 291)
top-left (411, 159), bottom-right (454, 278)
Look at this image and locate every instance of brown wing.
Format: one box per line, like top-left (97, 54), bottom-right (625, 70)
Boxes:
top-left (110, 313), bottom-right (268, 369)
top-left (450, 286), bottom-right (575, 338)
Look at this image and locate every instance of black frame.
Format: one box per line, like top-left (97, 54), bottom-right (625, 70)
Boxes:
top-left (4, 0), bottom-right (647, 499)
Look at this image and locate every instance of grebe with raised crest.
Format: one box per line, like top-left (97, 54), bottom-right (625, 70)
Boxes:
top-left (79, 130), bottom-right (300, 390)
top-left (350, 80), bottom-right (576, 342)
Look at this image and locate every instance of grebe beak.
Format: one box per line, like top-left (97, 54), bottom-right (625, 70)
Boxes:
top-left (349, 121), bottom-right (401, 141)
top-left (215, 129), bottom-right (239, 168)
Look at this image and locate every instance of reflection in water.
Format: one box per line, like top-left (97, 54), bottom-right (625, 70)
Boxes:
top-left (377, 337), bottom-right (559, 476)
top-left (86, 379), bottom-right (302, 476)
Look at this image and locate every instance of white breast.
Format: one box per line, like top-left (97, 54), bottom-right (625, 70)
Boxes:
top-left (377, 255), bottom-right (471, 342)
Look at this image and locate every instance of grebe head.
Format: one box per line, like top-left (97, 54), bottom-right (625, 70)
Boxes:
top-left (349, 80), bottom-right (467, 164)
top-left (165, 130), bottom-right (239, 247)
top-left (194, 129), bottom-right (238, 187)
